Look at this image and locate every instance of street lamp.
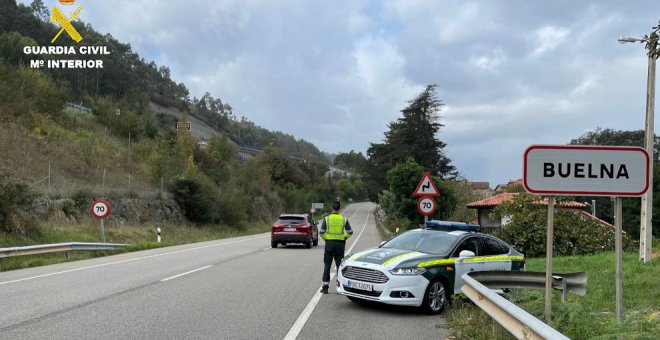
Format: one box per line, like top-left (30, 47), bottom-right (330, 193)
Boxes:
top-left (618, 22), bottom-right (659, 264)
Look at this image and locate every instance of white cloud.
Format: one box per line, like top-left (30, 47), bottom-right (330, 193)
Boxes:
top-left (532, 26), bottom-right (570, 56)
top-left (470, 48), bottom-right (506, 70)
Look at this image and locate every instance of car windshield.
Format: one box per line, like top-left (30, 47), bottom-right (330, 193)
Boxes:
top-left (382, 230), bottom-right (457, 255)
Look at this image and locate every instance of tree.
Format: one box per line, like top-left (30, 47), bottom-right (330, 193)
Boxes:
top-left (29, 0), bottom-right (48, 22)
top-left (383, 84), bottom-right (456, 178)
top-left (570, 128), bottom-right (660, 238)
top-left (365, 85), bottom-right (457, 201)
top-left (334, 150), bottom-right (368, 173)
top-left (0, 0), bottom-right (18, 32)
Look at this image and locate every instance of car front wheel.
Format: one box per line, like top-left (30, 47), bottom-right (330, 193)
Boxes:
top-left (420, 280), bottom-right (448, 315)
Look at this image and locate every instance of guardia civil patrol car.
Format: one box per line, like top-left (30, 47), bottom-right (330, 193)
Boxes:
top-left (336, 220), bottom-right (525, 314)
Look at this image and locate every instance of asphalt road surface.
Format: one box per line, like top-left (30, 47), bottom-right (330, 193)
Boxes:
top-left (0, 202), bottom-right (449, 339)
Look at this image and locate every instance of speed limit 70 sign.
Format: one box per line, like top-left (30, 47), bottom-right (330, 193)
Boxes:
top-left (417, 197), bottom-right (436, 216)
top-left (91, 199), bottom-right (111, 219)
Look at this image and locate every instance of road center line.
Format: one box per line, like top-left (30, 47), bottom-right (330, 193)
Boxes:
top-left (0, 234), bottom-right (268, 286)
top-left (160, 265), bottom-right (212, 282)
top-left (284, 204), bottom-right (374, 340)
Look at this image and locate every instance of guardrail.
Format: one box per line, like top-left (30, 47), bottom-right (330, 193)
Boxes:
top-left (461, 270), bottom-right (587, 340)
top-left (468, 271), bottom-right (587, 302)
top-left (0, 242), bottom-right (126, 258)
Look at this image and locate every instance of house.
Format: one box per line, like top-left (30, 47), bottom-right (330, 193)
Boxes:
top-left (494, 178), bottom-right (523, 193)
top-left (468, 181), bottom-right (493, 198)
top-left (465, 193), bottom-right (586, 233)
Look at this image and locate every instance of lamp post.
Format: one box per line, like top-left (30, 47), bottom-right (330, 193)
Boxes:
top-left (618, 22), bottom-right (659, 263)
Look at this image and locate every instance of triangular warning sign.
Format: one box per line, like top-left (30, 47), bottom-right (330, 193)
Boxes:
top-left (413, 171), bottom-right (440, 197)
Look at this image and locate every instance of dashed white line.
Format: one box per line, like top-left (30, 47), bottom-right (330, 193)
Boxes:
top-left (284, 204), bottom-right (374, 340)
top-left (160, 265), bottom-right (213, 282)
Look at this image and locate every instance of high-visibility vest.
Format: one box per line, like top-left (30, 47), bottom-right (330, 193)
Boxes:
top-left (323, 214), bottom-right (348, 241)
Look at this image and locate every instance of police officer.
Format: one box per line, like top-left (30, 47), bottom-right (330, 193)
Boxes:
top-left (319, 201), bottom-right (353, 294)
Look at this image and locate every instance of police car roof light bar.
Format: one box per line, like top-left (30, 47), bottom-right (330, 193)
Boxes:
top-left (425, 220), bottom-right (480, 232)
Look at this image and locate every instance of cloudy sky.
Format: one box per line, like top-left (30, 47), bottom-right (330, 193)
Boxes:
top-left (26, 0), bottom-right (660, 186)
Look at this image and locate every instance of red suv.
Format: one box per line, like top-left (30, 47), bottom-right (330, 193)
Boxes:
top-left (271, 214), bottom-right (319, 248)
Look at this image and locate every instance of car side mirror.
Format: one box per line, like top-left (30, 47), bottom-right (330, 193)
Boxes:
top-left (459, 250), bottom-right (475, 258)
top-left (378, 241), bottom-right (387, 248)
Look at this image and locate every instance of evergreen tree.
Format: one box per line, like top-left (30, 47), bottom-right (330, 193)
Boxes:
top-left (383, 84), bottom-right (456, 178)
top-left (365, 84), bottom-right (457, 201)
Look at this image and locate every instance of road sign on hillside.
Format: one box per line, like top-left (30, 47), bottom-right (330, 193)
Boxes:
top-left (177, 121), bottom-right (191, 131)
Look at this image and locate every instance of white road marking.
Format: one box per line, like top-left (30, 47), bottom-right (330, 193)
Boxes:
top-left (0, 234), bottom-right (269, 286)
top-left (284, 204), bottom-right (374, 340)
top-left (160, 265), bottom-right (212, 282)
top-left (262, 247), bottom-right (271, 251)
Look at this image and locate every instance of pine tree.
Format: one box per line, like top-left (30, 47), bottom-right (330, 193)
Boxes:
top-left (383, 84), bottom-right (456, 178)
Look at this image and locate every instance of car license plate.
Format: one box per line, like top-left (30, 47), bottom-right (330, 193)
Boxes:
top-left (348, 280), bottom-right (373, 291)
top-left (283, 227), bottom-right (296, 232)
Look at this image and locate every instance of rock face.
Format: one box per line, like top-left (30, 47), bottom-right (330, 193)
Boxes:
top-left (28, 196), bottom-right (185, 224)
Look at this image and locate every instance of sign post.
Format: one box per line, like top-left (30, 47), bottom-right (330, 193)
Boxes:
top-left (524, 145), bottom-right (649, 323)
top-left (91, 199), bottom-right (111, 242)
top-left (544, 196), bottom-right (555, 322)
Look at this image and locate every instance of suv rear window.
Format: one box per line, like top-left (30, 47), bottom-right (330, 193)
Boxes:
top-left (276, 216), bottom-right (305, 225)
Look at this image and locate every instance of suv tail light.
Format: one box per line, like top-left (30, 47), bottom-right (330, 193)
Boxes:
top-left (272, 223), bottom-right (286, 232)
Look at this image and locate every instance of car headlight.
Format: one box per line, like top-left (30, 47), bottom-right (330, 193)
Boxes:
top-left (389, 267), bottom-right (427, 276)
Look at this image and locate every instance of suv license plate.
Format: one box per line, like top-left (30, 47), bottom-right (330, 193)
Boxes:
top-left (350, 281), bottom-right (373, 291)
top-left (283, 227), bottom-right (296, 232)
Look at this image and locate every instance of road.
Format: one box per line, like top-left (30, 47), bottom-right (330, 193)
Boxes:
top-left (0, 202), bottom-right (448, 339)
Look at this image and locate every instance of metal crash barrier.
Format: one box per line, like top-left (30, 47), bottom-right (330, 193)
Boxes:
top-left (461, 271), bottom-right (587, 340)
top-left (0, 242), bottom-right (126, 258)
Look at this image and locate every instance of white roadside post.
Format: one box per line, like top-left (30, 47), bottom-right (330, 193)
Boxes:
top-left (524, 145), bottom-right (649, 324)
top-left (157, 227), bottom-right (161, 243)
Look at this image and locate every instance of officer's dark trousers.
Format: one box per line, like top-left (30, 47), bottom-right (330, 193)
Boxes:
top-left (322, 239), bottom-right (346, 283)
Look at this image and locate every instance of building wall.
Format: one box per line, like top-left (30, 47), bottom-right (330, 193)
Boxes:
top-left (478, 207), bottom-right (501, 234)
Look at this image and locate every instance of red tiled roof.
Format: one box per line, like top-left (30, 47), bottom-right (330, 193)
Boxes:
top-left (466, 193), bottom-right (586, 209)
top-left (466, 193), bottom-right (517, 208)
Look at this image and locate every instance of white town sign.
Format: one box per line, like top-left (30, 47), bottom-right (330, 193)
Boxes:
top-left (523, 145), bottom-right (649, 196)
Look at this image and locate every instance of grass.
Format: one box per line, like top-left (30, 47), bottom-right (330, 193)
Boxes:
top-left (444, 240), bottom-right (660, 339)
top-left (0, 221), bottom-right (271, 272)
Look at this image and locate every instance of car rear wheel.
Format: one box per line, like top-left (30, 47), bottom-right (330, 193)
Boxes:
top-left (271, 241), bottom-right (277, 248)
top-left (420, 280), bottom-right (448, 315)
top-left (305, 238), bottom-right (312, 248)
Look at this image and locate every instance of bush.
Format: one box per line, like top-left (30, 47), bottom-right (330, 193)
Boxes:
top-left (71, 188), bottom-right (94, 209)
top-left (170, 176), bottom-right (216, 224)
top-left (0, 171), bottom-right (37, 234)
top-left (493, 193), bottom-right (633, 257)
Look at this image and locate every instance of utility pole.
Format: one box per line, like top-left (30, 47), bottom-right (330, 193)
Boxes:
top-left (619, 22), bottom-right (659, 263)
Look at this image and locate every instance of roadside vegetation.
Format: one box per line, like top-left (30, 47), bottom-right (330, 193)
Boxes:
top-left (443, 243), bottom-right (660, 339)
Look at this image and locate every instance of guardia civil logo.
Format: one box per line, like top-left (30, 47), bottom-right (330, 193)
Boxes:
top-left (51, 0), bottom-right (84, 43)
